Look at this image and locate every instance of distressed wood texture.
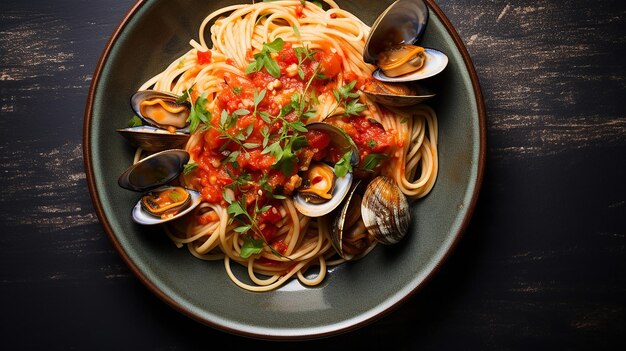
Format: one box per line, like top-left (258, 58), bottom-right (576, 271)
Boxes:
top-left (0, 0), bottom-right (624, 349)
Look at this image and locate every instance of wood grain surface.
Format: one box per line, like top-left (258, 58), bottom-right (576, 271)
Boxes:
top-left (1, 0), bottom-right (624, 349)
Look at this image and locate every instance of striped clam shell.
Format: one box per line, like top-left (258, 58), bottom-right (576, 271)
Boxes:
top-left (360, 176), bottom-right (411, 245)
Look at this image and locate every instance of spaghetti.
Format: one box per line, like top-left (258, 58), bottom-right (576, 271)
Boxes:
top-left (133, 0), bottom-right (438, 292)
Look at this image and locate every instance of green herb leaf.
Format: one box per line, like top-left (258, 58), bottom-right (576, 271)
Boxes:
top-left (362, 153), bottom-right (389, 171)
top-left (265, 37), bottom-right (284, 52)
top-left (334, 150), bottom-right (353, 177)
top-left (176, 89), bottom-right (191, 104)
top-left (240, 236), bottom-right (264, 258)
top-left (187, 91), bottom-right (212, 133)
top-left (226, 196), bottom-right (248, 218)
top-left (290, 134), bottom-right (308, 151)
top-left (335, 80), bottom-right (359, 101)
top-left (246, 38), bottom-right (284, 78)
top-left (257, 205), bottom-right (272, 213)
top-left (127, 115), bottom-right (143, 127)
top-left (327, 80), bottom-right (365, 118)
top-left (259, 111), bottom-right (272, 124)
top-left (289, 120), bottom-right (308, 133)
top-left (263, 54), bottom-right (281, 78)
top-left (222, 150), bottom-right (240, 165)
top-left (344, 99), bottom-right (366, 116)
top-left (234, 224), bottom-right (252, 234)
top-left (183, 162), bottom-right (198, 175)
top-left (292, 25), bottom-right (301, 41)
top-left (243, 142), bottom-right (260, 149)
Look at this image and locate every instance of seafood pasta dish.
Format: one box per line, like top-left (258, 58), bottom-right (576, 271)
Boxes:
top-left (116, 0), bottom-right (439, 292)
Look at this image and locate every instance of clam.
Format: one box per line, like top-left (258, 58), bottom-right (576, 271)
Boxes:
top-left (132, 186), bottom-right (201, 225)
top-left (363, 80), bottom-right (435, 106)
top-left (116, 126), bottom-right (190, 152)
top-left (293, 122), bottom-right (359, 217)
top-left (363, 0), bottom-right (448, 83)
top-left (117, 90), bottom-right (191, 152)
top-left (140, 186), bottom-right (192, 216)
top-left (363, 0), bottom-right (429, 65)
top-left (360, 176), bottom-right (410, 245)
top-left (328, 180), bottom-right (371, 260)
top-left (118, 149), bottom-right (201, 225)
top-left (327, 176), bottom-right (410, 259)
top-left (371, 46), bottom-right (448, 83)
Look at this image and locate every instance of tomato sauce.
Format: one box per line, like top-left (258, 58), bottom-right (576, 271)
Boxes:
top-left (326, 116), bottom-right (396, 163)
top-left (187, 40), bottom-right (398, 228)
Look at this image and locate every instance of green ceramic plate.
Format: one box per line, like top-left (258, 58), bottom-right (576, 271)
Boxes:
top-left (84, 0), bottom-right (486, 340)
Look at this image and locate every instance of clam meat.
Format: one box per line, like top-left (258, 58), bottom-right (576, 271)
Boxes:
top-left (378, 44), bottom-right (426, 77)
top-left (140, 186), bottom-right (192, 218)
top-left (131, 90), bottom-right (191, 133)
top-left (297, 162), bottom-right (337, 204)
top-left (118, 90), bottom-right (192, 152)
top-left (293, 166), bottom-right (353, 218)
top-left (133, 187), bottom-right (201, 225)
top-left (372, 47), bottom-right (448, 83)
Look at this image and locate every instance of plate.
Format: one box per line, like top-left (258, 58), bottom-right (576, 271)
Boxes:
top-left (83, 0), bottom-right (486, 340)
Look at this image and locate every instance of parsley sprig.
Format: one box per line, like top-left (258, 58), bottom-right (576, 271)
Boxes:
top-left (245, 38), bottom-right (284, 78)
top-left (259, 96), bottom-right (312, 175)
top-left (294, 45), bottom-right (317, 80)
top-left (257, 66), bottom-right (321, 175)
top-left (177, 86), bottom-right (212, 133)
top-left (223, 191), bottom-right (287, 259)
top-left (327, 80), bottom-right (367, 118)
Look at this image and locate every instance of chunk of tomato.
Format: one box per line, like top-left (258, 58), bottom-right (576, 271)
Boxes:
top-left (318, 51), bottom-right (342, 79)
top-left (197, 50), bottom-right (212, 65)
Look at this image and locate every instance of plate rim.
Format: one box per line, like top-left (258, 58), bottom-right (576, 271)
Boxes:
top-left (83, 0), bottom-right (487, 340)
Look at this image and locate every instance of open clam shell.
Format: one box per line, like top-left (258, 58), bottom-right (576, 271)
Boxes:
top-left (118, 149), bottom-right (190, 192)
top-left (372, 47), bottom-right (448, 83)
top-left (293, 122), bottom-right (360, 217)
top-left (363, 80), bottom-right (435, 107)
top-left (294, 171), bottom-right (353, 218)
top-left (328, 180), bottom-right (365, 260)
top-left (363, 0), bottom-right (429, 65)
top-left (116, 126), bottom-right (190, 152)
top-left (132, 186), bottom-right (201, 225)
top-left (117, 149), bottom-right (200, 225)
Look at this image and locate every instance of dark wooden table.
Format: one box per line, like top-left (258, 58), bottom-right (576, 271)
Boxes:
top-left (1, 0), bottom-right (624, 349)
